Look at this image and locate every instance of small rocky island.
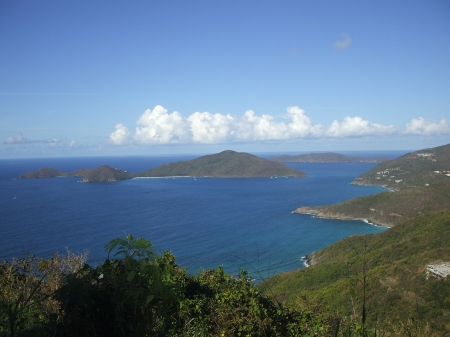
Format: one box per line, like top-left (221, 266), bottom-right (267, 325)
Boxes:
top-left (19, 165), bottom-right (132, 182)
top-left (19, 150), bottom-right (307, 183)
top-left (270, 152), bottom-right (389, 163)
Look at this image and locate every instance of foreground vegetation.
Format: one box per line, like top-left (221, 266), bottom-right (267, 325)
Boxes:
top-left (1, 234), bottom-right (329, 337)
top-left (259, 210), bottom-right (450, 335)
top-left (3, 219), bottom-right (449, 336)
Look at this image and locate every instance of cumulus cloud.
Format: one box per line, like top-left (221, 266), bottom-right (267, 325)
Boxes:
top-left (108, 105), bottom-right (450, 146)
top-left (188, 111), bottom-right (234, 143)
top-left (110, 124), bottom-right (132, 145)
top-left (405, 117), bottom-right (450, 135)
top-left (134, 105), bottom-right (190, 144)
top-left (4, 133), bottom-right (60, 145)
top-left (334, 33), bottom-right (352, 50)
top-left (326, 116), bottom-right (397, 137)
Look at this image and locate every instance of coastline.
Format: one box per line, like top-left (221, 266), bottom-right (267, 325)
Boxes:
top-left (301, 252), bottom-right (317, 267)
top-left (293, 206), bottom-right (393, 228)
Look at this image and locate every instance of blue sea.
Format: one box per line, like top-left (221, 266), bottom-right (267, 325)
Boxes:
top-left (0, 151), bottom-right (406, 282)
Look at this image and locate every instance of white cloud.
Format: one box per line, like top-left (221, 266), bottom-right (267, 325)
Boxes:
top-left (4, 133), bottom-right (31, 144)
top-left (188, 111), bottom-right (234, 143)
top-left (108, 105), bottom-right (449, 146)
top-left (4, 133), bottom-right (60, 145)
top-left (69, 140), bottom-right (76, 147)
top-left (334, 33), bottom-right (352, 50)
top-left (134, 105), bottom-right (190, 144)
top-left (110, 124), bottom-right (132, 145)
top-left (405, 117), bottom-right (450, 135)
top-left (325, 116), bottom-right (397, 137)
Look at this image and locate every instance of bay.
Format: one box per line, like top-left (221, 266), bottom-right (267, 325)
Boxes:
top-left (0, 151), bottom-right (405, 282)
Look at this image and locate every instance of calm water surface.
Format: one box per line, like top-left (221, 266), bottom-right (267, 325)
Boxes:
top-left (0, 151), bottom-right (405, 281)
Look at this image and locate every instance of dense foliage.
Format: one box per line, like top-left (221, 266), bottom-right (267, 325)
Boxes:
top-left (0, 234), bottom-right (326, 336)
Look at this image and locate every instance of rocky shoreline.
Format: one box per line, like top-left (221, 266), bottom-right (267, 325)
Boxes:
top-left (293, 206), bottom-right (392, 227)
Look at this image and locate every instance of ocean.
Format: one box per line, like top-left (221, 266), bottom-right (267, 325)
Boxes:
top-left (0, 151), bottom-right (406, 282)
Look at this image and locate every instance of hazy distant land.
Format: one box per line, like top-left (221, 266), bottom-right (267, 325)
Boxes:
top-left (270, 152), bottom-right (390, 163)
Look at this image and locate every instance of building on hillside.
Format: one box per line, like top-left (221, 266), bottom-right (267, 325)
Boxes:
top-left (426, 263), bottom-right (450, 279)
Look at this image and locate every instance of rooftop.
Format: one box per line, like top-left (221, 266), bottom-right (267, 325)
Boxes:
top-left (427, 263), bottom-right (450, 278)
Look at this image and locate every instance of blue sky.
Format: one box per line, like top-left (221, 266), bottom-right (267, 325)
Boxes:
top-left (1, 0), bottom-right (449, 158)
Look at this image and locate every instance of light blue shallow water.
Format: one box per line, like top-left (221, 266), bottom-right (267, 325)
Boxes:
top-left (0, 152), bottom-right (404, 281)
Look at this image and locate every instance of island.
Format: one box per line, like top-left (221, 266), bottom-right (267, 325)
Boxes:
top-left (136, 150), bottom-right (306, 178)
top-left (19, 150), bottom-right (307, 182)
top-left (270, 152), bottom-right (390, 163)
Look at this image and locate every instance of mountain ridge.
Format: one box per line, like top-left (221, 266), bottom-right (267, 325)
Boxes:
top-left (270, 152), bottom-right (390, 163)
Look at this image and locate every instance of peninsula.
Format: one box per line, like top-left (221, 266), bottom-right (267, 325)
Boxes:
top-left (19, 150), bottom-right (307, 182)
top-left (270, 152), bottom-right (389, 163)
top-left (294, 143), bottom-right (450, 226)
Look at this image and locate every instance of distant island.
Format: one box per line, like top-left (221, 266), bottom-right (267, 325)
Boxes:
top-left (270, 152), bottom-right (390, 163)
top-left (19, 150), bottom-right (307, 182)
top-left (137, 150), bottom-right (306, 178)
top-left (19, 165), bottom-right (133, 182)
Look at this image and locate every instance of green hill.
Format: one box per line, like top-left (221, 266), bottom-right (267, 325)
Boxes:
top-left (352, 143), bottom-right (450, 190)
top-left (259, 210), bottom-right (450, 334)
top-left (80, 165), bottom-right (133, 182)
top-left (294, 180), bottom-right (450, 226)
top-left (270, 152), bottom-right (389, 163)
top-left (135, 150), bottom-right (307, 178)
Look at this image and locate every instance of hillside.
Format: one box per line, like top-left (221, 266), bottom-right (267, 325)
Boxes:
top-left (135, 150), bottom-right (307, 178)
top-left (294, 180), bottom-right (450, 226)
top-left (270, 152), bottom-right (389, 163)
top-left (352, 143), bottom-right (450, 190)
top-left (79, 165), bottom-right (133, 182)
top-left (259, 210), bottom-right (450, 333)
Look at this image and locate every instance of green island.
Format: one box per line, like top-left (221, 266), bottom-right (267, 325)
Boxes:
top-left (3, 144), bottom-right (449, 336)
top-left (18, 150), bottom-right (306, 182)
top-left (270, 152), bottom-right (390, 163)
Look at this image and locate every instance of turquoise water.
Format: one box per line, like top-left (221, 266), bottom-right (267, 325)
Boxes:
top-left (0, 152), bottom-right (403, 281)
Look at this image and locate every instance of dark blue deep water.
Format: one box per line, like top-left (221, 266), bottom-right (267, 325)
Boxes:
top-left (0, 151), bottom-right (406, 281)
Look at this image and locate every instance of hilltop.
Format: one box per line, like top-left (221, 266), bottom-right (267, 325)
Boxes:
top-left (352, 143), bottom-right (450, 190)
top-left (259, 210), bottom-right (450, 333)
top-left (294, 180), bottom-right (450, 227)
top-left (80, 165), bottom-right (133, 182)
top-left (270, 152), bottom-right (389, 163)
top-left (18, 150), bottom-right (306, 182)
top-left (135, 150), bottom-right (306, 178)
